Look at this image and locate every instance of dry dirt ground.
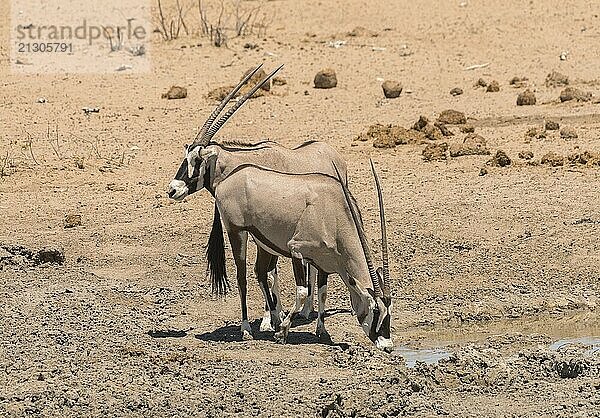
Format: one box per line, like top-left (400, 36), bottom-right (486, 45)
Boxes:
top-left (1, 0), bottom-right (600, 416)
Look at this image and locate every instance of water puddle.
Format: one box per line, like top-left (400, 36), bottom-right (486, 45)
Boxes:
top-left (394, 312), bottom-right (599, 368)
top-left (549, 336), bottom-right (600, 355)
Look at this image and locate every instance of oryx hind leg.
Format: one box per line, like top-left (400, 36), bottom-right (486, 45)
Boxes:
top-left (229, 229), bottom-right (253, 340)
top-left (299, 264), bottom-right (316, 319)
top-left (255, 247), bottom-right (281, 332)
top-left (274, 256), bottom-right (308, 344)
top-left (316, 269), bottom-right (329, 339)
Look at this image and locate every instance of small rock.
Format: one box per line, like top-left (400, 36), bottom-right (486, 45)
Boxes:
top-left (525, 127), bottom-right (546, 139)
top-left (314, 68), bottom-right (337, 89)
top-left (413, 116), bottom-right (430, 131)
top-left (518, 150), bottom-right (534, 160)
top-left (489, 150), bottom-right (511, 167)
top-left (437, 109), bottom-right (467, 125)
top-left (545, 70), bottom-right (569, 87)
top-left (382, 80), bottom-right (402, 98)
top-left (434, 122), bottom-right (454, 137)
top-left (475, 78), bottom-right (488, 88)
top-left (541, 152), bottom-right (565, 166)
top-left (545, 120), bottom-right (560, 130)
top-left (486, 80), bottom-right (500, 92)
top-left (461, 125), bottom-right (475, 134)
top-left (450, 87), bottom-right (463, 96)
top-left (560, 127), bottom-right (578, 139)
top-left (422, 123), bottom-right (443, 141)
top-left (559, 87), bottom-right (592, 102)
top-left (449, 133), bottom-right (490, 157)
top-left (509, 76), bottom-right (528, 87)
top-left (241, 66), bottom-right (271, 92)
top-left (207, 85), bottom-right (234, 101)
top-left (479, 167), bottom-right (488, 176)
top-left (64, 214), bottom-right (82, 229)
top-left (35, 248), bottom-right (65, 265)
top-left (272, 76), bottom-right (287, 86)
top-left (422, 142), bottom-right (448, 161)
top-left (162, 86), bottom-right (187, 100)
top-left (347, 26), bottom-right (378, 37)
top-left (517, 89), bottom-right (536, 106)
top-left (37, 97), bottom-right (46, 103)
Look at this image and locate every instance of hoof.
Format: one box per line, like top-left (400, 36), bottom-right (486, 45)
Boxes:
top-left (298, 307), bottom-right (314, 320)
top-left (242, 329), bottom-right (254, 340)
top-left (274, 330), bottom-right (288, 344)
top-left (260, 317), bottom-right (275, 332)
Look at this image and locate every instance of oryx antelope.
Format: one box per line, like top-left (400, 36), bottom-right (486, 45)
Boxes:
top-left (167, 64), bottom-right (351, 339)
top-left (168, 64), bottom-right (393, 351)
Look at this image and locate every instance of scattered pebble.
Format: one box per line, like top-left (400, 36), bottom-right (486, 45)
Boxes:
top-left (518, 150), bottom-right (534, 160)
top-left (486, 80), bottom-right (500, 92)
top-left (381, 80), bottom-right (402, 98)
top-left (517, 89), bottom-right (536, 106)
top-left (560, 127), bottom-right (578, 139)
top-left (479, 167), bottom-right (488, 176)
top-left (559, 87), bottom-right (592, 102)
top-left (347, 26), bottom-right (378, 37)
top-left (162, 86), bottom-right (187, 100)
top-left (449, 134), bottom-right (490, 157)
top-left (37, 97), bottom-right (46, 103)
top-left (434, 122), bottom-right (454, 137)
top-left (509, 76), bottom-right (528, 87)
top-left (541, 152), bottom-right (565, 166)
top-left (489, 150), bottom-right (511, 167)
top-left (545, 120), bottom-right (560, 130)
top-left (361, 124), bottom-right (425, 147)
top-left (437, 109), bottom-right (467, 125)
top-left (314, 68), bottom-right (337, 89)
top-left (422, 142), bottom-right (448, 161)
top-left (64, 214), bottom-right (82, 229)
top-left (461, 125), bottom-right (475, 134)
top-left (525, 127), bottom-right (546, 139)
top-left (475, 78), bottom-right (488, 88)
top-left (450, 87), bottom-right (463, 96)
top-left (545, 70), bottom-right (569, 87)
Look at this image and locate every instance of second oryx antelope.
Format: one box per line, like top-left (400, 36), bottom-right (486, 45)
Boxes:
top-left (168, 64), bottom-right (351, 340)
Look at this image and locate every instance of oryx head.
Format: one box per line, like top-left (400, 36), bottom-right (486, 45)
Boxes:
top-left (335, 160), bottom-right (393, 352)
top-left (168, 63), bottom-right (284, 201)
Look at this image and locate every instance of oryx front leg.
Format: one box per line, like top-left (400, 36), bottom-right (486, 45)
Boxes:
top-left (274, 257), bottom-right (308, 344)
top-left (299, 264), bottom-right (316, 319)
top-left (229, 230), bottom-right (253, 340)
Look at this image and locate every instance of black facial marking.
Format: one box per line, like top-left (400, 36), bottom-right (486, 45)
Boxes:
top-left (173, 148), bottom-right (203, 196)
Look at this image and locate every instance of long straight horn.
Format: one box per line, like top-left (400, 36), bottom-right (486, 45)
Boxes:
top-left (369, 159), bottom-right (390, 297)
top-left (333, 162), bottom-right (383, 298)
top-left (205, 64), bottom-right (284, 140)
top-left (192, 63), bottom-right (264, 147)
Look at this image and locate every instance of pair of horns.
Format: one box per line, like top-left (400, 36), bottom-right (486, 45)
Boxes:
top-left (191, 63), bottom-right (284, 148)
top-left (334, 160), bottom-right (391, 298)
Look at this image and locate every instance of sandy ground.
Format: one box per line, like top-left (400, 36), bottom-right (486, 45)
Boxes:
top-left (1, 0), bottom-right (599, 416)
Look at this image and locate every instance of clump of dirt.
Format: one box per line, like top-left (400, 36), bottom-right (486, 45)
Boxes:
top-left (517, 89), bottom-right (536, 106)
top-left (486, 80), bottom-right (500, 92)
top-left (461, 125), bottom-right (475, 134)
top-left (242, 67), bottom-right (271, 92)
top-left (314, 68), bottom-right (338, 89)
top-left (207, 85), bottom-right (234, 101)
top-left (347, 26), bottom-right (378, 37)
top-left (545, 120), bottom-right (560, 130)
top-left (518, 150), bottom-right (534, 160)
top-left (489, 150), bottom-right (511, 167)
top-left (207, 68), bottom-right (273, 101)
top-left (272, 76), bottom-right (287, 86)
top-left (559, 87), bottom-right (592, 102)
top-left (413, 115), bottom-right (430, 131)
top-left (560, 127), bottom-right (578, 139)
top-left (0, 243), bottom-right (65, 269)
top-left (450, 87), bottom-right (463, 96)
top-left (545, 70), bottom-right (569, 87)
top-left (422, 142), bottom-right (448, 161)
top-left (382, 80), bottom-right (402, 98)
top-left (541, 151), bottom-right (565, 166)
top-left (567, 151), bottom-right (600, 165)
top-left (437, 109), bottom-right (467, 125)
top-left (479, 167), bottom-right (488, 176)
top-left (162, 86), bottom-right (187, 100)
top-left (449, 134), bottom-right (490, 157)
top-left (64, 214), bottom-right (82, 228)
top-left (357, 124), bottom-right (425, 147)
top-left (475, 78), bottom-right (488, 88)
top-left (435, 122), bottom-right (454, 137)
top-left (525, 127), bottom-right (546, 140)
top-left (510, 76), bottom-right (529, 87)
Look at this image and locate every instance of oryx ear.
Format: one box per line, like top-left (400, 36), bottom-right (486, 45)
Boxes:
top-left (199, 147), bottom-right (217, 159)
